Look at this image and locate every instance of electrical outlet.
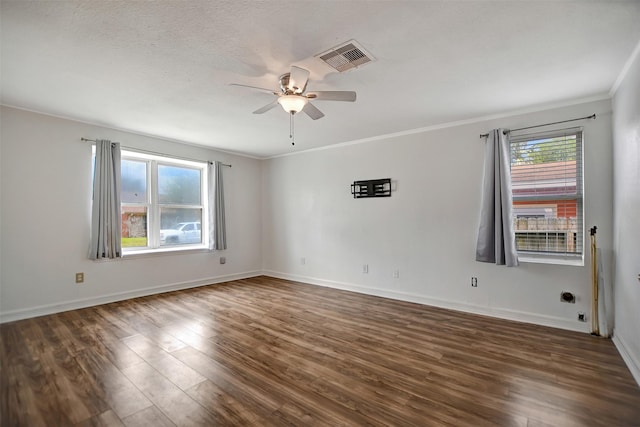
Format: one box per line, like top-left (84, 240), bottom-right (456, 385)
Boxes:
top-left (578, 312), bottom-right (587, 322)
top-left (75, 272), bottom-right (84, 284)
top-left (363, 264), bottom-right (369, 274)
top-left (471, 277), bottom-right (477, 287)
top-left (219, 257), bottom-right (226, 264)
top-left (393, 269), bottom-right (400, 279)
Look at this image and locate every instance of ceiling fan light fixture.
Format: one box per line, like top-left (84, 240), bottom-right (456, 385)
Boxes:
top-left (278, 95), bottom-right (307, 114)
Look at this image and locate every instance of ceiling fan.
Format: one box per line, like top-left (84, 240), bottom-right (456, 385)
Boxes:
top-left (230, 65), bottom-right (357, 120)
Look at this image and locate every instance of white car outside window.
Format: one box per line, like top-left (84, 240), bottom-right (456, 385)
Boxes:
top-left (160, 222), bottom-right (201, 245)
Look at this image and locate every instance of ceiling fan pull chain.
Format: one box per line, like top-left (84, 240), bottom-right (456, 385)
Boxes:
top-left (290, 112), bottom-right (295, 145)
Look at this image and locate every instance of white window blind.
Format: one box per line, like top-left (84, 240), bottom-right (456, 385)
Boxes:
top-left (509, 128), bottom-right (583, 261)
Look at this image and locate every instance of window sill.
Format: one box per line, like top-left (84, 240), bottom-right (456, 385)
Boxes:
top-left (518, 255), bottom-right (584, 267)
top-left (121, 245), bottom-right (212, 260)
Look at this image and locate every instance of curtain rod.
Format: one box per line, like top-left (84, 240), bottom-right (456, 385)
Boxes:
top-left (479, 113), bottom-right (596, 139)
top-left (81, 138), bottom-right (231, 167)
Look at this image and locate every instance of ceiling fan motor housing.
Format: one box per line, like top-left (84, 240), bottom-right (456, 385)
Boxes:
top-left (279, 73), bottom-right (306, 94)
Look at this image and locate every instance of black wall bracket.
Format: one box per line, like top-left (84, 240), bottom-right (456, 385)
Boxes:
top-left (351, 178), bottom-right (391, 199)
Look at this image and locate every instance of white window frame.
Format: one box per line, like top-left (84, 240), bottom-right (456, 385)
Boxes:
top-left (121, 150), bottom-right (209, 256)
top-left (509, 128), bottom-right (584, 266)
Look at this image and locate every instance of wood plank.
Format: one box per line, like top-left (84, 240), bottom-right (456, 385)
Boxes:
top-left (0, 362), bottom-right (48, 427)
top-left (121, 406), bottom-right (175, 427)
top-left (74, 410), bottom-right (125, 427)
top-left (120, 334), bottom-right (206, 390)
top-left (120, 362), bottom-right (218, 426)
top-left (72, 349), bottom-right (154, 419)
top-left (185, 380), bottom-right (267, 426)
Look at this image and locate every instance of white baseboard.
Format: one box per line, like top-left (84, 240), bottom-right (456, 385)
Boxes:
top-left (263, 270), bottom-right (590, 333)
top-left (1, 269), bottom-right (591, 335)
top-left (613, 333), bottom-right (640, 387)
top-left (6, 268), bottom-right (633, 384)
top-left (0, 271), bottom-right (262, 323)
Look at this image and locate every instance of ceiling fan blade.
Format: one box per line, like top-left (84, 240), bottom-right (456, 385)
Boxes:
top-left (253, 100), bottom-right (279, 114)
top-left (229, 83), bottom-right (278, 95)
top-left (302, 102), bottom-right (325, 120)
top-left (288, 66), bottom-right (310, 93)
top-left (306, 91), bottom-right (357, 102)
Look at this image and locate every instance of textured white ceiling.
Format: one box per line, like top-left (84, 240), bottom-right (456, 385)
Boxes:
top-left (2, 1), bottom-right (640, 158)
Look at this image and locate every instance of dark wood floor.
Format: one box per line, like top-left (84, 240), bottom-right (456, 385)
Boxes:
top-left (1, 276), bottom-right (639, 426)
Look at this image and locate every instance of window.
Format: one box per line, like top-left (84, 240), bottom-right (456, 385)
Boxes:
top-left (120, 150), bottom-right (209, 253)
top-left (509, 128), bottom-right (583, 263)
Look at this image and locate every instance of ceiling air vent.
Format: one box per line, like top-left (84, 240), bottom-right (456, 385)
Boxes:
top-left (316, 40), bottom-right (375, 73)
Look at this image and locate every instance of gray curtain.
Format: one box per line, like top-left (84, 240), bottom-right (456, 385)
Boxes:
top-left (209, 161), bottom-right (227, 250)
top-left (89, 139), bottom-right (122, 259)
top-left (476, 129), bottom-right (518, 266)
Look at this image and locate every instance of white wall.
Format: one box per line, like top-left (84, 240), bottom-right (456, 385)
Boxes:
top-left (2, 93), bottom-right (634, 381)
top-left (1, 98), bottom-right (617, 336)
top-left (612, 48), bottom-right (640, 384)
top-left (0, 106), bottom-right (263, 322)
top-left (2, 91), bottom-right (634, 381)
top-left (262, 99), bottom-right (613, 332)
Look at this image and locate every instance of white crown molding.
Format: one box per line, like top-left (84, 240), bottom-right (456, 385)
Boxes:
top-left (0, 104), bottom-right (263, 161)
top-left (266, 94), bottom-right (611, 160)
top-left (610, 37), bottom-right (640, 97)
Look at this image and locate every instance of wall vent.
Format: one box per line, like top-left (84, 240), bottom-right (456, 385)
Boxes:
top-left (316, 40), bottom-right (375, 73)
